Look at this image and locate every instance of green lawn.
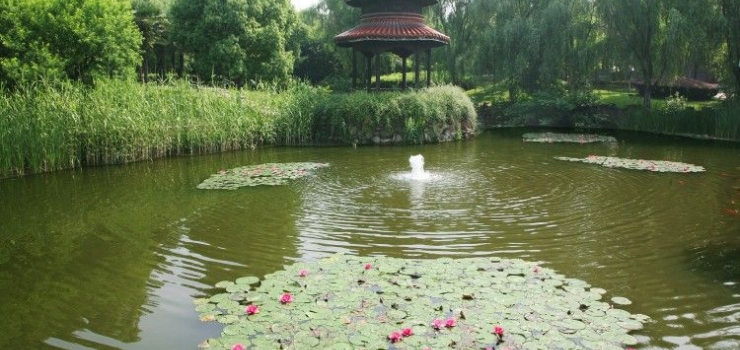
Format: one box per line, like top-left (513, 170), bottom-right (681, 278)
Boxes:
top-left (466, 84), bottom-right (509, 104)
top-left (593, 88), bottom-right (718, 110)
top-left (464, 82), bottom-right (719, 110)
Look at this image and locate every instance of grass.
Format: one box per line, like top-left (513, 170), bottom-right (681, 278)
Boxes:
top-left (466, 84), bottom-right (509, 104)
top-left (594, 88), bottom-right (720, 110)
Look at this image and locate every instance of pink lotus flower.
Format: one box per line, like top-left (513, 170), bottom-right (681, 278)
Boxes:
top-left (299, 269), bottom-right (308, 277)
top-left (280, 293), bottom-right (293, 304)
top-left (245, 304), bottom-right (259, 315)
top-left (431, 318), bottom-right (444, 330)
top-left (231, 344), bottom-right (245, 350)
top-left (493, 325), bottom-right (504, 337)
top-left (388, 331), bottom-right (402, 343)
top-left (364, 263), bottom-right (372, 270)
top-left (401, 328), bottom-right (413, 337)
top-left (445, 317), bottom-right (456, 328)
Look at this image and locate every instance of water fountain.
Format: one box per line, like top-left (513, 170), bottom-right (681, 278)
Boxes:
top-left (408, 154), bottom-right (429, 180)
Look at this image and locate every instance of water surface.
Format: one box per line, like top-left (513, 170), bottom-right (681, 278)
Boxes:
top-left (1, 129), bottom-right (739, 349)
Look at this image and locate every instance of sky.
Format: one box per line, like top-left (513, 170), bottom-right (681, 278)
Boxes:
top-left (292, 0), bottom-right (321, 10)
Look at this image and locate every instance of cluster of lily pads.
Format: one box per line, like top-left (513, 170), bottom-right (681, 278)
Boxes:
top-left (556, 155), bottom-right (705, 173)
top-left (523, 133), bottom-right (617, 144)
top-left (195, 254), bottom-right (649, 350)
top-left (197, 162), bottom-right (330, 190)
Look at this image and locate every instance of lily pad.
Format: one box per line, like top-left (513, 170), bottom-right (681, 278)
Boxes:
top-left (523, 132), bottom-right (617, 144)
top-left (555, 155), bottom-right (705, 173)
top-left (611, 296), bottom-right (632, 305)
top-left (197, 162), bottom-right (330, 190)
top-left (195, 255), bottom-right (648, 349)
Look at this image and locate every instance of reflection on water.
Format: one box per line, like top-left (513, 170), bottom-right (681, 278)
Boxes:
top-left (0, 129), bottom-right (739, 349)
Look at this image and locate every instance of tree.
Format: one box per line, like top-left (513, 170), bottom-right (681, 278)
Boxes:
top-left (295, 0), bottom-right (360, 84)
top-left (169, 0), bottom-right (299, 87)
top-left (0, 0), bottom-right (142, 88)
top-left (721, 0), bottom-right (740, 96)
top-left (430, 0), bottom-right (477, 85)
top-left (598, 0), bottom-right (702, 109)
top-left (133, 0), bottom-right (180, 82)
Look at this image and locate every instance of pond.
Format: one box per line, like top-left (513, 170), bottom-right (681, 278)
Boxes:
top-left (0, 129), bottom-right (739, 349)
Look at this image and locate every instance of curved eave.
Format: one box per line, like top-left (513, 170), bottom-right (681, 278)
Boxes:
top-left (334, 22), bottom-right (450, 47)
top-left (335, 37), bottom-right (449, 49)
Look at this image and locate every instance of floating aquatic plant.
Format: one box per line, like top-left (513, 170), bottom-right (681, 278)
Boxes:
top-left (523, 132), bottom-right (617, 144)
top-left (195, 254), bottom-right (649, 349)
top-left (555, 155), bottom-right (705, 173)
top-left (196, 162), bottom-right (330, 190)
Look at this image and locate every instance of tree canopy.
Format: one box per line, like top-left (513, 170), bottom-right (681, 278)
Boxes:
top-left (0, 0), bottom-right (142, 88)
top-left (2, 0), bottom-right (740, 104)
top-left (169, 0), bottom-right (300, 87)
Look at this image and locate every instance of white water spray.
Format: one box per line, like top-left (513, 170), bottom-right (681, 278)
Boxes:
top-left (408, 154), bottom-right (428, 180)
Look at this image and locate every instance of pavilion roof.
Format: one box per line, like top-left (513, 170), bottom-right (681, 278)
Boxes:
top-left (334, 13), bottom-right (449, 49)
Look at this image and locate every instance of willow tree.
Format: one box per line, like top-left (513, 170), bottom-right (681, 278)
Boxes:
top-left (429, 0), bottom-right (479, 85)
top-left (721, 0), bottom-right (740, 96)
top-left (598, 0), bottom-right (703, 109)
top-left (170, 0), bottom-right (299, 87)
top-left (473, 0), bottom-right (600, 101)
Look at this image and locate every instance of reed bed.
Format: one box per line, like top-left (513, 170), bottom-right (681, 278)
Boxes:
top-left (0, 81), bottom-right (479, 178)
top-left (0, 80), bottom-right (280, 177)
top-left (616, 104), bottom-right (740, 141)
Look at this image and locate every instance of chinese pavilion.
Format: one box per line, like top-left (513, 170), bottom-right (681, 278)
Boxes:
top-left (334, 0), bottom-right (450, 91)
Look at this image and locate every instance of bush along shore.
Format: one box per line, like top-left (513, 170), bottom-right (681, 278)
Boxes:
top-left (475, 90), bottom-right (740, 142)
top-left (0, 81), bottom-right (478, 178)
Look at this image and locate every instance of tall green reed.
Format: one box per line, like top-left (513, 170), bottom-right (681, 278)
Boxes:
top-left (0, 81), bottom-right (479, 178)
top-left (0, 79), bottom-right (280, 178)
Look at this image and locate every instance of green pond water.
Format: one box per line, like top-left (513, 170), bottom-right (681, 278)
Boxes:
top-left (1, 129), bottom-right (739, 349)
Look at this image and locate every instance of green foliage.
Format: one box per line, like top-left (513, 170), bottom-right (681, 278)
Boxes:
top-left (616, 100), bottom-right (740, 140)
top-left (501, 88), bottom-right (603, 128)
top-left (306, 85), bottom-right (478, 145)
top-left (522, 132), bottom-right (617, 144)
top-left (0, 80), bottom-right (478, 177)
top-left (0, 79), bottom-right (279, 177)
top-left (169, 0), bottom-right (299, 87)
top-left (133, 0), bottom-right (179, 81)
top-left (272, 82), bottom-right (327, 146)
top-left (296, 0), bottom-right (360, 83)
top-left (720, 0), bottom-right (740, 95)
top-left (433, 0), bottom-right (602, 97)
top-left (197, 162), bottom-right (330, 190)
top-left (663, 92), bottom-right (689, 115)
top-left (196, 254), bottom-right (647, 349)
top-left (556, 155), bottom-right (705, 173)
top-left (0, 0), bottom-right (142, 88)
